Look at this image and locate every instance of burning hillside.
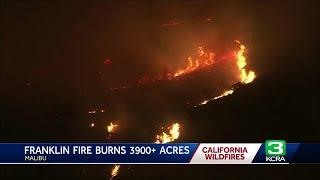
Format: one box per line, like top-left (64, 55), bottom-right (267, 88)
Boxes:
top-left (106, 40), bottom-right (255, 109)
top-left (91, 40), bottom-right (256, 179)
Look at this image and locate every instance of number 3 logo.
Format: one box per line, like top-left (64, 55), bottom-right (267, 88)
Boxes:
top-left (265, 140), bottom-right (286, 156)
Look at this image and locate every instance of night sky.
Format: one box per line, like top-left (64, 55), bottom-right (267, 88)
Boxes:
top-left (1, 1), bottom-right (319, 179)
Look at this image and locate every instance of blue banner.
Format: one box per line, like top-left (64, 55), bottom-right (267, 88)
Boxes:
top-left (0, 143), bottom-right (198, 164)
top-left (0, 143), bottom-right (319, 164)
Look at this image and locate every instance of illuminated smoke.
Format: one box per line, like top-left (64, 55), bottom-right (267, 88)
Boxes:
top-left (155, 123), bottom-right (180, 144)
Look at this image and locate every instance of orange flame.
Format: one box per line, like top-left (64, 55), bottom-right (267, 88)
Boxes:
top-left (235, 40), bottom-right (256, 84)
top-left (155, 123), bottom-right (180, 144)
top-left (213, 89), bottom-right (234, 100)
top-left (195, 41), bottom-right (256, 107)
top-left (173, 47), bottom-right (215, 77)
top-left (107, 122), bottom-right (118, 133)
top-left (108, 125), bottom-right (120, 180)
top-left (110, 46), bottom-right (222, 90)
top-left (110, 40), bottom-right (256, 109)
top-left (198, 89), bottom-right (234, 106)
top-left (110, 165), bottom-right (120, 180)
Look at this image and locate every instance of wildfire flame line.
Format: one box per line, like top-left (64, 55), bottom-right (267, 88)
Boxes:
top-left (197, 89), bottom-right (234, 106)
top-left (109, 40), bottom-right (253, 92)
top-left (110, 46), bottom-right (224, 91)
top-left (171, 47), bottom-right (215, 77)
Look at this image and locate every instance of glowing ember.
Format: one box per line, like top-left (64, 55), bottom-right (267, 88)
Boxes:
top-left (155, 123), bottom-right (180, 144)
top-left (88, 110), bottom-right (96, 114)
top-left (104, 59), bottom-right (112, 65)
top-left (88, 109), bottom-right (105, 114)
top-left (162, 21), bottom-right (180, 27)
top-left (235, 40), bottom-right (256, 84)
top-left (109, 165), bottom-right (120, 180)
top-left (25, 82), bottom-right (32, 87)
top-left (107, 122), bottom-right (118, 133)
top-left (110, 86), bottom-right (130, 91)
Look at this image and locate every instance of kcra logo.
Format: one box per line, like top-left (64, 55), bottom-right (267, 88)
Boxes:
top-left (265, 140), bottom-right (286, 162)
